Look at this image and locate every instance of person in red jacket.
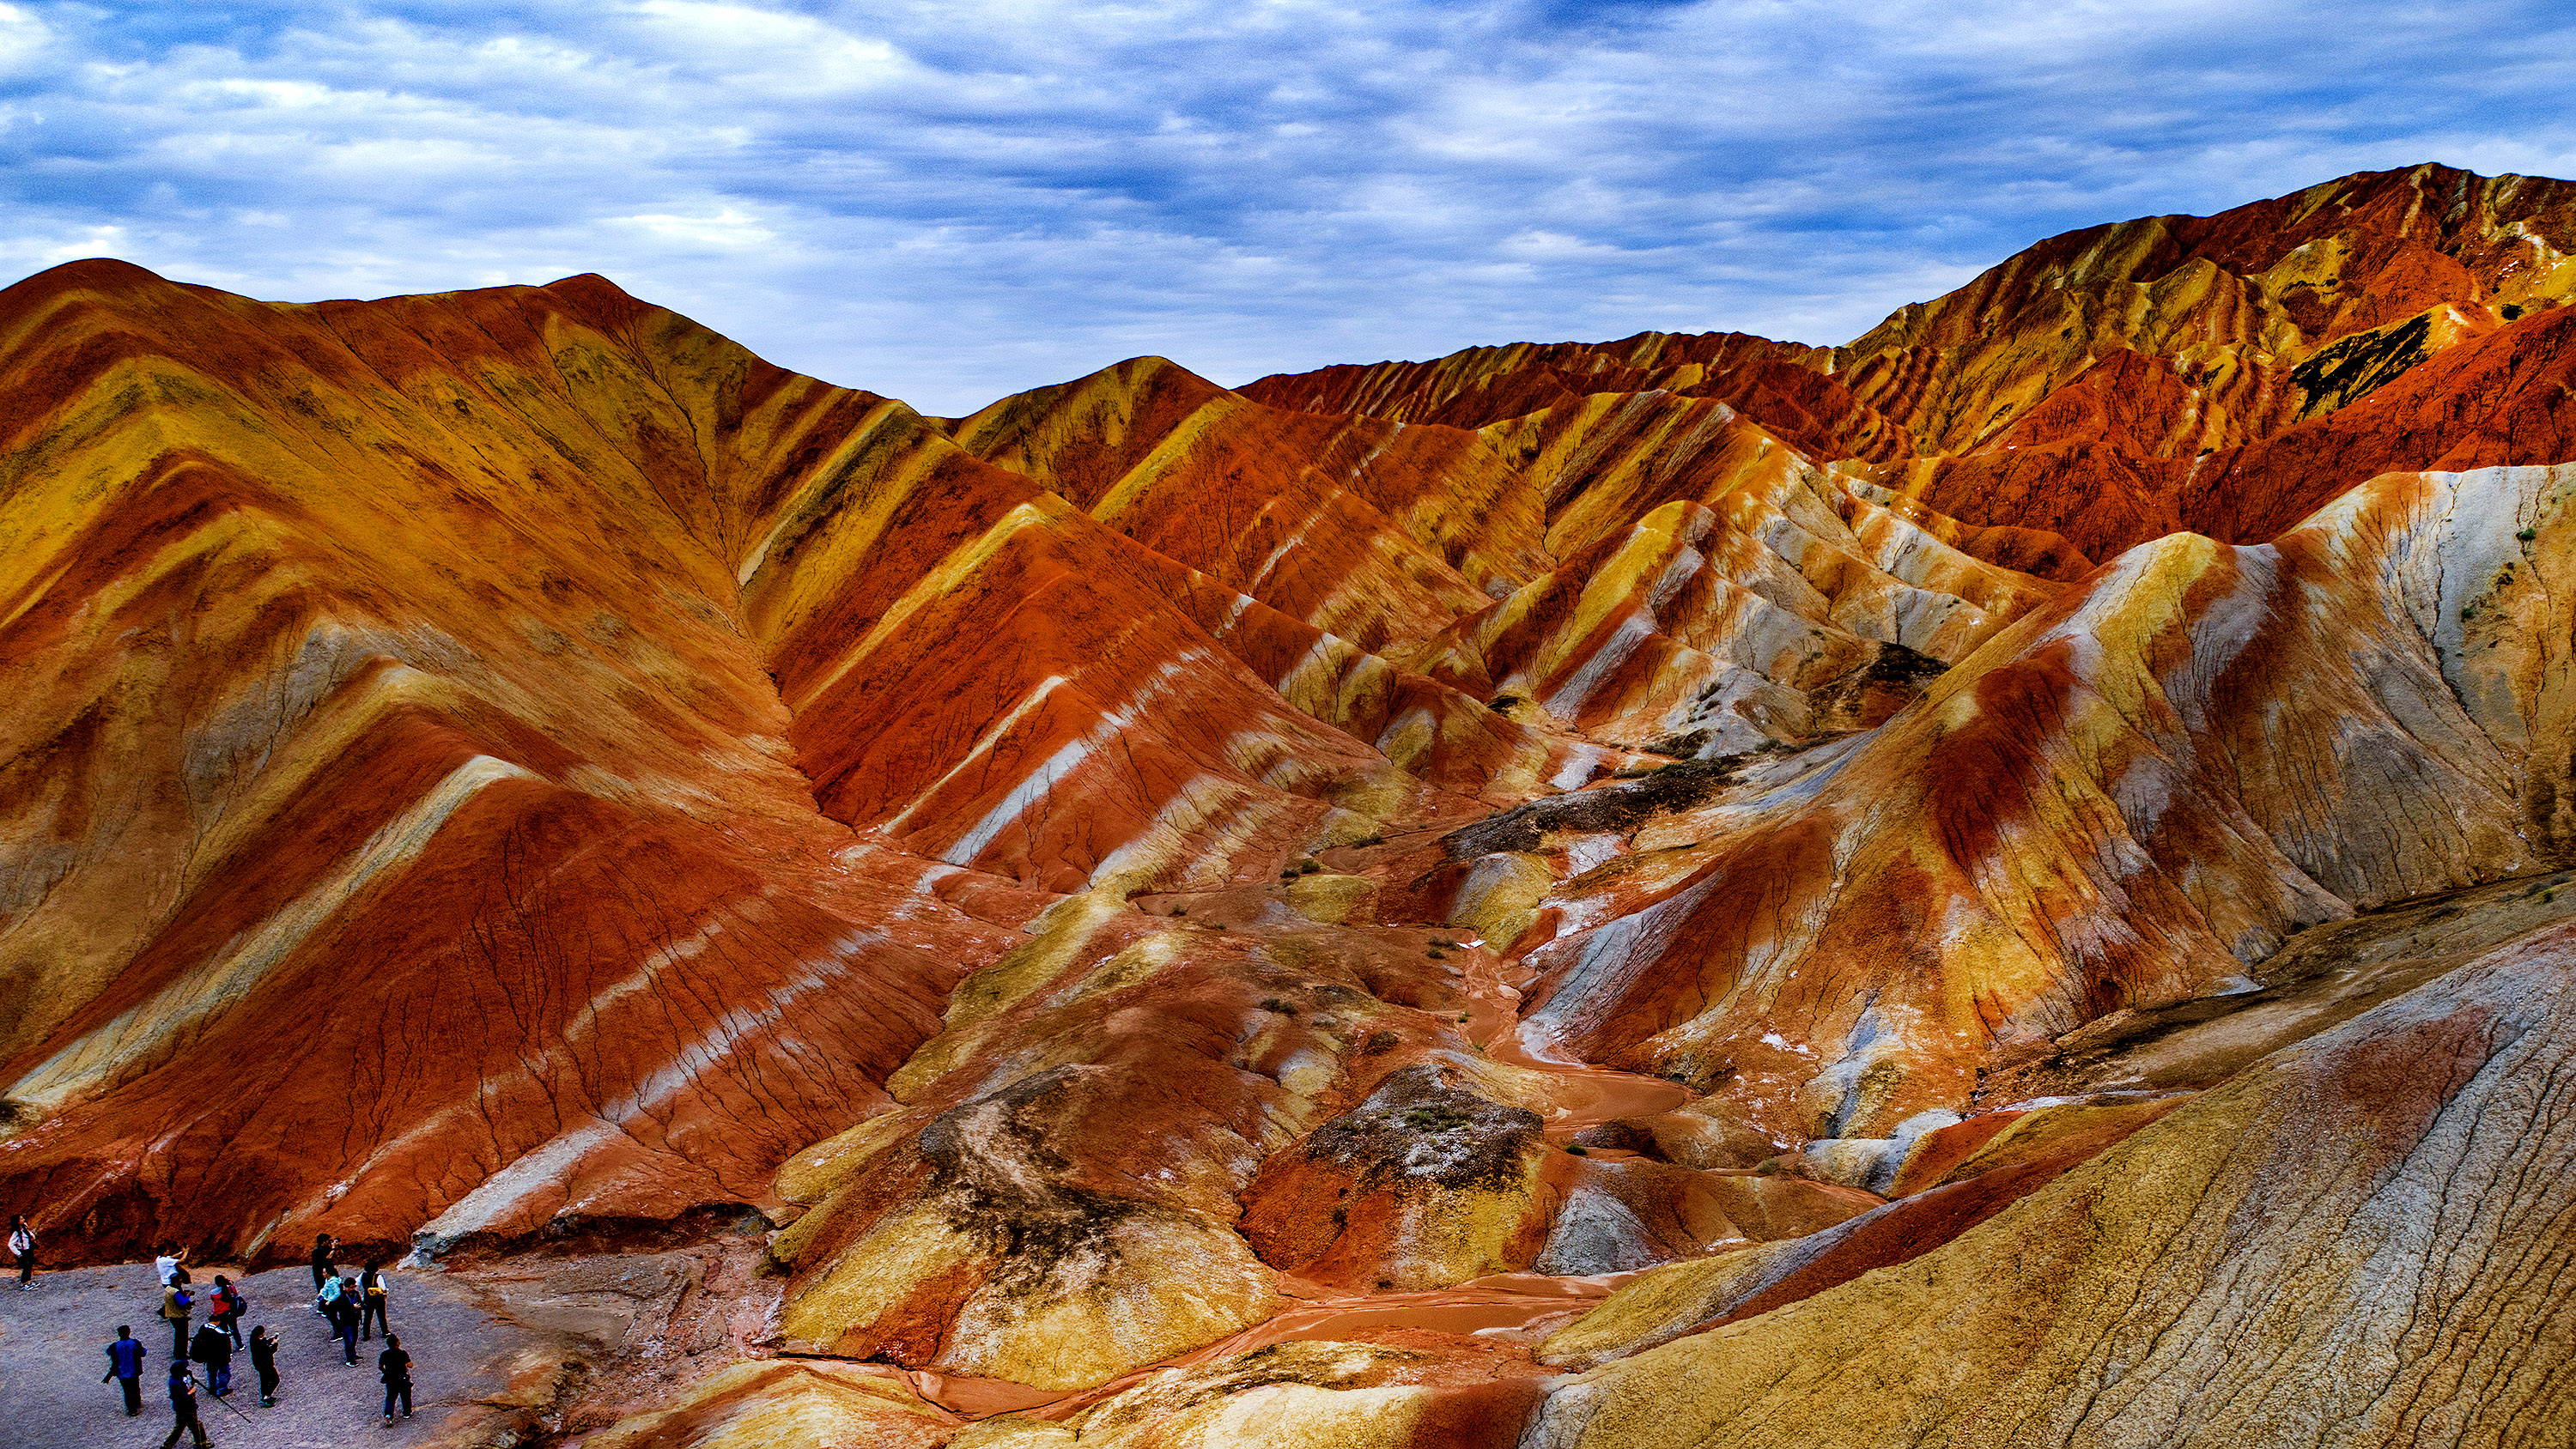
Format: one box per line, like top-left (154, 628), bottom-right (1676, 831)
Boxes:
top-left (208, 1273), bottom-right (246, 1347)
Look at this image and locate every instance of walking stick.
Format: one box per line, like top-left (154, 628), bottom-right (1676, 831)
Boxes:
top-left (184, 1366), bottom-right (256, 1424)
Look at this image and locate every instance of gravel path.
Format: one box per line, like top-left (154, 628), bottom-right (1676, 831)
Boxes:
top-left (2, 1260), bottom-right (550, 1449)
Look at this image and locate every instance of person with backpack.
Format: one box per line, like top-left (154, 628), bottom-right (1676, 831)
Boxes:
top-left (102, 1325), bottom-right (148, 1416)
top-left (8, 1212), bottom-right (33, 1288)
top-left (190, 1318), bottom-right (234, 1398)
top-left (209, 1273), bottom-right (245, 1347)
top-left (377, 1332), bottom-right (413, 1425)
top-left (332, 1276), bottom-right (361, 1365)
top-left (248, 1325), bottom-right (281, 1406)
top-left (358, 1260), bottom-right (390, 1340)
top-left (159, 1361), bottom-right (210, 1448)
top-left (160, 1276), bottom-right (195, 1359)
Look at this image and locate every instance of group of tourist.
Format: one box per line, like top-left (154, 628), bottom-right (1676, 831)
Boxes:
top-left (5, 1223), bottom-right (425, 1444)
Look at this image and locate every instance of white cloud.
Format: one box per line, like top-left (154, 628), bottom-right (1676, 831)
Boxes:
top-left (617, 208), bottom-right (777, 247)
top-left (0, 1), bottom-right (2569, 412)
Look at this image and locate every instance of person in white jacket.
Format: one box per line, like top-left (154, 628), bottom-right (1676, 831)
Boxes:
top-left (7, 1213), bottom-right (33, 1289)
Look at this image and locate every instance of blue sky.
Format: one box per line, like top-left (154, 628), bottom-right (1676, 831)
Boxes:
top-left (2, 3), bottom-right (2571, 415)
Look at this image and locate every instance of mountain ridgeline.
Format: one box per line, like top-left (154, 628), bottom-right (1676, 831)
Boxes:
top-left (3, 163), bottom-right (2573, 1447)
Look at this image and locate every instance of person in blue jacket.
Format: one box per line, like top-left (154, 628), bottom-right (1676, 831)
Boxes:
top-left (158, 1361), bottom-right (209, 1448)
top-left (101, 1325), bottom-right (148, 1416)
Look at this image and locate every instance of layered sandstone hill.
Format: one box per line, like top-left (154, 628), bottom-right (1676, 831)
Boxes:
top-left (1249, 162), bottom-right (2576, 567)
top-left (3, 164), bottom-right (2573, 1449)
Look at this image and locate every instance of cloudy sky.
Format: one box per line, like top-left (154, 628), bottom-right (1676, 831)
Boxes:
top-left (3, 2), bottom-right (2570, 414)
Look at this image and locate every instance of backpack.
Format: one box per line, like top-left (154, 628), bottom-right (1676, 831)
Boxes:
top-left (214, 1286), bottom-right (240, 1317)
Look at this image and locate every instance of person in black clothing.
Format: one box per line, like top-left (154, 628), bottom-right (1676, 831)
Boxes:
top-left (333, 1276), bottom-right (361, 1365)
top-left (358, 1259), bottom-right (390, 1340)
top-left (102, 1325), bottom-right (148, 1416)
top-left (191, 1319), bottom-right (234, 1398)
top-left (160, 1361), bottom-right (210, 1448)
top-left (309, 1232), bottom-right (337, 1297)
top-left (248, 1325), bottom-right (280, 1406)
top-left (378, 1332), bottom-right (413, 1425)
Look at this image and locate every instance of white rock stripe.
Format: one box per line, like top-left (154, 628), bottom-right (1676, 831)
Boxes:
top-left (9, 754), bottom-right (537, 1112)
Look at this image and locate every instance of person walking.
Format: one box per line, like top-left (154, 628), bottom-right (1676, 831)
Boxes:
top-left (209, 1273), bottom-right (246, 1347)
top-left (160, 1276), bottom-right (195, 1360)
top-left (333, 1276), bottom-right (361, 1365)
top-left (316, 1270), bottom-right (346, 1335)
top-left (248, 1324), bottom-right (280, 1406)
top-left (102, 1325), bottom-right (149, 1416)
top-left (191, 1319), bottom-right (234, 1398)
top-left (308, 1232), bottom-right (337, 1297)
top-left (358, 1260), bottom-right (390, 1341)
top-left (8, 1212), bottom-right (33, 1288)
top-left (377, 1332), bottom-right (413, 1426)
top-left (159, 1361), bottom-right (210, 1449)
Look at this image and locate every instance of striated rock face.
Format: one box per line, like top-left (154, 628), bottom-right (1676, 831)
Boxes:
top-left (1253, 163), bottom-right (2576, 567)
top-left (0, 259), bottom-right (1023, 1264)
top-left (1503, 461), bottom-right (2575, 1139)
top-left (9, 163), bottom-right (2576, 1448)
top-left (1524, 914), bottom-right (2576, 1449)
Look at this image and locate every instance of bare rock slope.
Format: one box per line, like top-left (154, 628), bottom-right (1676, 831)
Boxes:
top-left (4, 164), bottom-right (2574, 1449)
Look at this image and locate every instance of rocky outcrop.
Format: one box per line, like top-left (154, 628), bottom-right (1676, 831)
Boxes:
top-left (584, 1360), bottom-right (951, 1449)
top-left (962, 1340), bottom-right (1552, 1449)
top-left (1504, 462), bottom-right (2575, 1138)
top-left (1522, 913), bottom-right (2576, 1448)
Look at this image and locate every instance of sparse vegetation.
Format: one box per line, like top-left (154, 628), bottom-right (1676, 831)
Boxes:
top-left (1401, 1103), bottom-right (1474, 1133)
